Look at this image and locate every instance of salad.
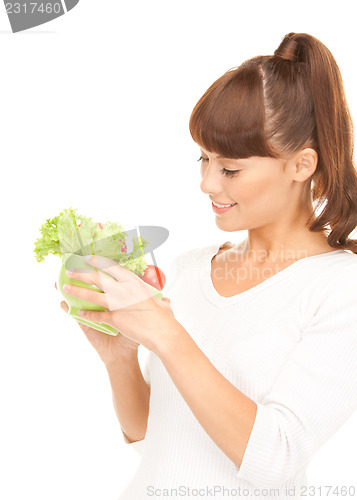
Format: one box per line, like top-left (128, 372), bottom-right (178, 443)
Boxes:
top-left (34, 208), bottom-right (165, 335)
top-left (34, 207), bottom-right (149, 275)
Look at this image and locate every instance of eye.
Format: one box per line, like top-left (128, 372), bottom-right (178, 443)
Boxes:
top-left (220, 168), bottom-right (240, 177)
top-left (197, 156), bottom-right (209, 163)
top-left (198, 156), bottom-right (240, 177)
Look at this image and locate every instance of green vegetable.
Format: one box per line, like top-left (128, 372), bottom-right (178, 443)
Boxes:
top-left (34, 207), bottom-right (149, 276)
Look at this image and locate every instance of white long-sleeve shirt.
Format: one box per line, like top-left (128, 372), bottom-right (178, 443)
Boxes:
top-left (118, 242), bottom-right (357, 500)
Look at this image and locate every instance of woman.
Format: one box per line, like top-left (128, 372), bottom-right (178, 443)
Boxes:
top-left (58, 33), bottom-right (357, 499)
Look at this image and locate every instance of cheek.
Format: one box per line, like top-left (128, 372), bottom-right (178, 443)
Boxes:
top-left (236, 172), bottom-right (288, 211)
top-left (237, 172), bottom-right (275, 200)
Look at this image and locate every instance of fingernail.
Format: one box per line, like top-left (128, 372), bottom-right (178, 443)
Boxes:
top-left (63, 284), bottom-right (71, 292)
top-left (66, 270), bottom-right (73, 277)
top-left (78, 309), bottom-right (85, 316)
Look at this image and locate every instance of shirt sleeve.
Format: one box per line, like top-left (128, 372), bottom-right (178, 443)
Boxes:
top-left (121, 352), bottom-right (151, 455)
top-left (235, 263), bottom-right (357, 489)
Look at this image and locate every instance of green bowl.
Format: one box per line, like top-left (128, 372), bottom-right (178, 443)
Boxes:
top-left (58, 253), bottom-right (163, 336)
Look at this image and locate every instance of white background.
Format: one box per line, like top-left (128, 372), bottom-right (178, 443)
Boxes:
top-left (1, 1), bottom-right (356, 499)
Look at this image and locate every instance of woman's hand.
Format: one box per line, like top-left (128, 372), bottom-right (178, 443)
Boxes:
top-left (54, 281), bottom-right (149, 365)
top-left (58, 254), bottom-right (177, 354)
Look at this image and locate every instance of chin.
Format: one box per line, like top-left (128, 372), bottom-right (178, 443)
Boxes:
top-left (215, 219), bottom-right (244, 232)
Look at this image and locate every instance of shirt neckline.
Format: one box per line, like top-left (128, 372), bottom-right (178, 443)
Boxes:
top-left (199, 242), bottom-right (346, 308)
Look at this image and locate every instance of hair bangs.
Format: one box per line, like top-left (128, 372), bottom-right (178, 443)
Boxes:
top-left (189, 63), bottom-right (278, 159)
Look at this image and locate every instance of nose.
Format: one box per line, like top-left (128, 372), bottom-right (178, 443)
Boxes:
top-left (200, 159), bottom-right (223, 196)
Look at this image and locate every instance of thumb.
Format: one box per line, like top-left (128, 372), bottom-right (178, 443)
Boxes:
top-left (162, 297), bottom-right (171, 303)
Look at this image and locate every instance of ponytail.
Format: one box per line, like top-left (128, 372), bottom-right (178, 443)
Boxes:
top-left (273, 32), bottom-right (357, 253)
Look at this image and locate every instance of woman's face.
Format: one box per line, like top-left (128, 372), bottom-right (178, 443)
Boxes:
top-left (198, 146), bottom-right (302, 233)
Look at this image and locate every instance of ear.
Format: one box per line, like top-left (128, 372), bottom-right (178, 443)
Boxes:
top-left (293, 148), bottom-right (318, 182)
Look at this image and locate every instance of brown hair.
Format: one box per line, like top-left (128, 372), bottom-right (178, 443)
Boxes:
top-left (189, 32), bottom-right (357, 254)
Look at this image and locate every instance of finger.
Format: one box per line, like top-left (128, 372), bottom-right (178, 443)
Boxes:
top-left (83, 254), bottom-right (134, 282)
top-left (60, 301), bottom-right (69, 313)
top-left (76, 308), bottom-right (113, 326)
top-left (65, 267), bottom-right (119, 294)
top-left (61, 283), bottom-right (109, 309)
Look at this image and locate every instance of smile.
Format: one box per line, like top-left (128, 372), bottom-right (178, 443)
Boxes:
top-left (211, 202), bottom-right (237, 214)
top-left (212, 201), bottom-right (236, 208)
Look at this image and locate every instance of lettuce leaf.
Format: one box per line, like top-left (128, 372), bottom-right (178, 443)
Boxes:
top-left (34, 208), bottom-right (149, 276)
top-left (57, 207), bottom-right (97, 256)
top-left (119, 235), bottom-right (150, 276)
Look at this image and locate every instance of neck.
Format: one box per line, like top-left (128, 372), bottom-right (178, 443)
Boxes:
top-left (239, 208), bottom-right (331, 264)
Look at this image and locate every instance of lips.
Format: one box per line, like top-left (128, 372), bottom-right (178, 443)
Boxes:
top-left (212, 201), bottom-right (237, 208)
top-left (211, 202), bottom-right (237, 214)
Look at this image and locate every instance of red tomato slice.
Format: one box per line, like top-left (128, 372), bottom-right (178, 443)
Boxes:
top-left (139, 265), bottom-right (166, 291)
